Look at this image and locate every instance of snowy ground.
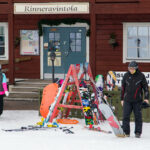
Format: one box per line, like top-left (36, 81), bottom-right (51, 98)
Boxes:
top-left (0, 110), bottom-right (150, 150)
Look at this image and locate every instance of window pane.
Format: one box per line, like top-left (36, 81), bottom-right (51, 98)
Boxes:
top-left (0, 47), bottom-right (5, 55)
top-left (71, 46), bottom-right (75, 52)
top-left (70, 33), bottom-right (75, 39)
top-left (49, 39), bottom-right (54, 51)
top-left (49, 33), bottom-right (54, 39)
top-left (138, 27), bottom-right (148, 36)
top-left (0, 26), bottom-right (4, 35)
top-left (127, 37), bottom-right (137, 47)
top-left (128, 27), bottom-right (137, 37)
top-left (76, 33), bottom-right (81, 39)
top-left (139, 48), bottom-right (149, 58)
top-left (138, 37), bottom-right (148, 47)
top-left (70, 39), bottom-right (75, 46)
top-left (76, 46), bottom-right (81, 52)
top-left (76, 40), bottom-right (81, 46)
top-left (55, 33), bottom-right (60, 40)
top-left (127, 48), bottom-right (137, 58)
top-left (54, 40), bottom-right (60, 51)
top-left (0, 36), bottom-right (5, 46)
top-left (49, 39), bottom-right (54, 44)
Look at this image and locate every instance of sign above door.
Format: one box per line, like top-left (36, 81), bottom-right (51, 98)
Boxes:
top-left (14, 2), bottom-right (89, 14)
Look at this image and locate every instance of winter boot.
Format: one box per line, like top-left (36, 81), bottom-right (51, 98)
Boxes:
top-left (135, 133), bottom-right (141, 138)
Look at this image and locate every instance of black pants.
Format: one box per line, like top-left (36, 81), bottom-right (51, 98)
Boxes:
top-left (0, 95), bottom-right (4, 115)
top-left (122, 101), bottom-right (142, 135)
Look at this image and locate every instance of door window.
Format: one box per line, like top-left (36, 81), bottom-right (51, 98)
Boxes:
top-left (49, 33), bottom-right (60, 52)
top-left (70, 32), bottom-right (81, 52)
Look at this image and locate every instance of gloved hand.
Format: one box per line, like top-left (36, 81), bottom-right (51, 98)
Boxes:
top-left (5, 91), bottom-right (9, 97)
top-left (141, 101), bottom-right (150, 109)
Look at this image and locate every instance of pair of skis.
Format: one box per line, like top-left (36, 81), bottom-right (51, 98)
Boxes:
top-left (3, 126), bottom-right (74, 134)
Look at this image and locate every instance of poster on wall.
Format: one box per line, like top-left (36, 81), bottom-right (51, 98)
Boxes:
top-left (20, 30), bottom-right (39, 55)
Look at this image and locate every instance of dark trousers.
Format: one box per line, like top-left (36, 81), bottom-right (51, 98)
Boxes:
top-left (122, 101), bottom-right (142, 135)
top-left (0, 95), bottom-right (4, 115)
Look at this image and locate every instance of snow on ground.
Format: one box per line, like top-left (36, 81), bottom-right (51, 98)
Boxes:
top-left (0, 110), bottom-right (150, 150)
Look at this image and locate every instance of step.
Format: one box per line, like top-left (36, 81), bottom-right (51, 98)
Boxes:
top-left (6, 92), bottom-right (39, 98)
top-left (4, 97), bottom-right (39, 101)
top-left (4, 100), bottom-right (39, 110)
top-left (14, 82), bottom-right (49, 87)
top-left (11, 87), bottom-right (42, 92)
top-left (17, 79), bottom-right (52, 83)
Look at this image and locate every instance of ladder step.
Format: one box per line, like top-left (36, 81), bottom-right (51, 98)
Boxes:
top-left (58, 104), bottom-right (83, 109)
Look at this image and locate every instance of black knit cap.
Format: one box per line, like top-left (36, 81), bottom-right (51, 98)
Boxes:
top-left (128, 61), bottom-right (138, 69)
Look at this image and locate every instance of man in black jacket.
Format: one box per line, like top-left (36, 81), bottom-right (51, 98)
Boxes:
top-left (121, 61), bottom-right (149, 138)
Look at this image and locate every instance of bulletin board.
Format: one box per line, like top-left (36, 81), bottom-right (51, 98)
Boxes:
top-left (20, 30), bottom-right (39, 55)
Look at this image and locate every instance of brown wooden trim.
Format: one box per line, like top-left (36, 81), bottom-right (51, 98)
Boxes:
top-left (0, 4), bottom-right (10, 14)
top-left (95, 3), bottom-right (150, 14)
top-left (8, 0), bottom-right (15, 84)
top-left (0, 0), bottom-right (9, 3)
top-left (13, 0), bottom-right (90, 2)
top-left (90, 1), bottom-right (96, 77)
top-left (96, 0), bottom-right (139, 3)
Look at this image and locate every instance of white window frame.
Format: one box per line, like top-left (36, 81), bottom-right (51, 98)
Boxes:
top-left (0, 22), bottom-right (8, 60)
top-left (123, 22), bottom-right (150, 63)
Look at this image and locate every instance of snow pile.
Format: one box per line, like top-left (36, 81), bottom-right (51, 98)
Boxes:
top-left (0, 110), bottom-right (150, 150)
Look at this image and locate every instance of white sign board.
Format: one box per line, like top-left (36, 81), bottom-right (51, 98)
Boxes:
top-left (14, 3), bottom-right (89, 14)
top-left (20, 30), bottom-right (39, 55)
top-left (115, 71), bottom-right (150, 87)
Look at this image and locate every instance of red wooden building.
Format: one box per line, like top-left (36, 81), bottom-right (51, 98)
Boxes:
top-left (0, 0), bottom-right (150, 85)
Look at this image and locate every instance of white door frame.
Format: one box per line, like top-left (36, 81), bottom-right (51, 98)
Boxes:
top-left (40, 23), bottom-right (89, 79)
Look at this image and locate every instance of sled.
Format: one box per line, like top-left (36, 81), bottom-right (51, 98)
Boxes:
top-left (40, 83), bottom-right (59, 118)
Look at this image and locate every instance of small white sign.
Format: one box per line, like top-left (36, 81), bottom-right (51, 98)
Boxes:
top-left (14, 3), bottom-right (89, 14)
top-left (115, 71), bottom-right (150, 87)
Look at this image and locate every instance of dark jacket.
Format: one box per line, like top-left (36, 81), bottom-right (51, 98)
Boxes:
top-left (121, 69), bottom-right (149, 102)
top-left (0, 72), bottom-right (4, 92)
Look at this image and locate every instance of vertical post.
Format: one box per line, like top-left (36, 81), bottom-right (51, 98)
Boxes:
top-left (8, 0), bottom-right (14, 84)
top-left (52, 60), bottom-right (55, 83)
top-left (90, 0), bottom-right (96, 77)
top-left (50, 51), bottom-right (56, 83)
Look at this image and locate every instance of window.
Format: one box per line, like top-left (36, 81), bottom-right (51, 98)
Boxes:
top-left (123, 23), bottom-right (150, 63)
top-left (70, 32), bottom-right (81, 52)
top-left (0, 23), bottom-right (8, 60)
top-left (49, 32), bottom-right (60, 52)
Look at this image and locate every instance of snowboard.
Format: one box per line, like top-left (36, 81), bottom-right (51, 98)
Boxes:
top-left (106, 71), bottom-right (117, 91)
top-left (98, 104), bottom-right (125, 137)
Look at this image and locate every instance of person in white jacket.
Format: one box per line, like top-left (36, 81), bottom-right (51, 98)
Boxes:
top-left (0, 65), bottom-right (9, 115)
